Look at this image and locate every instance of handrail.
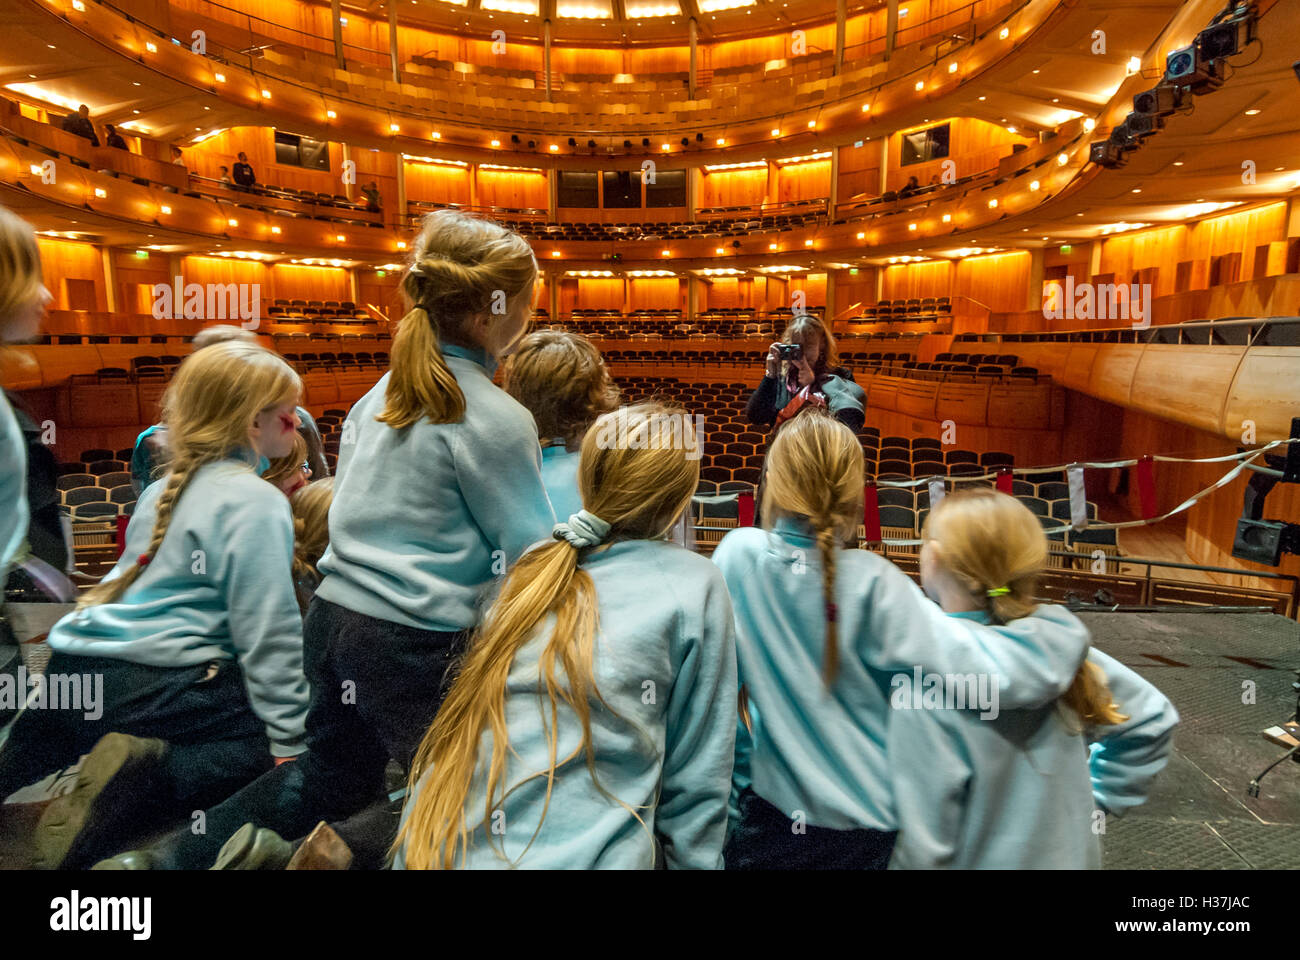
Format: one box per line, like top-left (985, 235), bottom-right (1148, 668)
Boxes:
top-left (975, 315), bottom-right (1300, 346)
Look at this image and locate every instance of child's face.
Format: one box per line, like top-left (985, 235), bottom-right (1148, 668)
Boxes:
top-left (278, 462), bottom-right (311, 498)
top-left (919, 539), bottom-right (943, 604)
top-left (250, 401), bottom-right (300, 460)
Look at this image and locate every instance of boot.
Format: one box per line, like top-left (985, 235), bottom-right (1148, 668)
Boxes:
top-left (287, 821), bottom-right (353, 870)
top-left (210, 822), bottom-right (293, 870)
top-left (33, 732), bottom-right (168, 870)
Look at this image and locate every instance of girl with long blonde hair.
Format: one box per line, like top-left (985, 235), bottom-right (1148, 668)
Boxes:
top-left (713, 408), bottom-right (1094, 869)
top-left (395, 402), bottom-right (738, 869)
top-left (888, 489), bottom-right (1178, 868)
top-left (0, 206), bottom-right (51, 598)
top-left (0, 339), bottom-right (310, 869)
top-left (504, 329), bottom-right (619, 521)
top-left (96, 209), bottom-right (558, 871)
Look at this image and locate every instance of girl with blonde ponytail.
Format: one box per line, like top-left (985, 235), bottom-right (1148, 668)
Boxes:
top-left (713, 408), bottom-right (1095, 869)
top-left (0, 340), bottom-right (311, 868)
top-left (394, 403), bottom-right (738, 869)
top-left (94, 209), bottom-right (557, 871)
top-left (888, 489), bottom-right (1178, 868)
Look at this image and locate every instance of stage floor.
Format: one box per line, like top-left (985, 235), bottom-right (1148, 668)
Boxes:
top-left (1084, 610), bottom-right (1300, 869)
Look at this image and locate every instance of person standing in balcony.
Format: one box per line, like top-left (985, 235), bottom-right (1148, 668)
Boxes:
top-left (232, 152), bottom-right (257, 192)
top-left (60, 105), bottom-right (99, 147)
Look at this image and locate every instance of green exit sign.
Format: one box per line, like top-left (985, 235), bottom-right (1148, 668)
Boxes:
top-left (376, 270), bottom-right (386, 278)
top-left (134, 250), bottom-right (149, 259)
top-left (849, 268), bottom-right (859, 275)
top-left (1059, 245), bottom-right (1073, 255)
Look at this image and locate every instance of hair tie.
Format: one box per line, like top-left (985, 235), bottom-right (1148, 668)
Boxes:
top-left (986, 586), bottom-right (1010, 597)
top-left (553, 510), bottom-right (612, 550)
top-left (136, 553), bottom-right (152, 567)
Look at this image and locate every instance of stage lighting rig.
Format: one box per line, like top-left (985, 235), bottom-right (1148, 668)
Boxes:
top-left (1232, 417), bottom-right (1300, 566)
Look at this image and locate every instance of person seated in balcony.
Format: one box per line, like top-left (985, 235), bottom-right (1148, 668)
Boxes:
top-left (899, 175), bottom-right (921, 199)
top-left (169, 145), bottom-right (185, 167)
top-left (927, 173), bottom-right (941, 186)
top-left (60, 105), bottom-right (99, 148)
top-left (103, 123), bottom-right (127, 150)
top-left (218, 166), bottom-right (233, 188)
top-left (361, 182), bottom-right (382, 213)
top-left (232, 152), bottom-right (257, 192)
top-left (747, 314), bottom-right (865, 436)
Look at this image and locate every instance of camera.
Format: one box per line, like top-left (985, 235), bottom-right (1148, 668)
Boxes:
top-left (774, 343), bottom-right (803, 362)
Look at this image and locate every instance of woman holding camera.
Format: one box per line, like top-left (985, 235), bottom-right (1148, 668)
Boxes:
top-left (746, 314), bottom-right (865, 435)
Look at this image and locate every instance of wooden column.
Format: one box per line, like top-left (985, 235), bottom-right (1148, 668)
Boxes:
top-left (1026, 246), bottom-right (1045, 311)
top-left (689, 18), bottom-right (698, 99)
top-left (101, 247), bottom-right (117, 313)
top-left (388, 1), bottom-right (400, 84)
top-left (331, 0), bottom-right (345, 69)
top-left (885, 0), bottom-right (899, 60)
top-left (544, 20), bottom-right (553, 102)
top-left (834, 0), bottom-right (847, 74)
top-left (395, 156), bottom-right (407, 229)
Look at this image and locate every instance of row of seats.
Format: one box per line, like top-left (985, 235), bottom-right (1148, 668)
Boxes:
top-left (486, 211), bottom-right (825, 244)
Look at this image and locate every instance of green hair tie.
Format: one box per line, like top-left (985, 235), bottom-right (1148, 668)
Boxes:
top-left (986, 586), bottom-right (1011, 597)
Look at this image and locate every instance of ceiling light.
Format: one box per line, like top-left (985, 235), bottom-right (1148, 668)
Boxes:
top-left (941, 213), bottom-right (951, 223)
top-left (662, 249), bottom-right (671, 256)
top-left (145, 41), bottom-right (157, 52)
top-left (390, 123), bottom-right (400, 132)
top-left (857, 232), bottom-right (866, 239)
top-left (769, 242), bottom-right (778, 250)
top-left (1244, 108), bottom-right (1260, 116)
top-left (1029, 180), bottom-right (1040, 191)
top-left (807, 120), bottom-right (816, 128)
top-left (431, 132), bottom-right (441, 139)
top-left (551, 251), bottom-right (561, 257)
top-left (1057, 153), bottom-right (1069, 165)
top-left (159, 205), bottom-right (171, 214)
top-left (1083, 118), bottom-right (1096, 131)
top-left (491, 139), bottom-right (501, 147)
top-left (948, 62), bottom-right (958, 73)
top-left (214, 73), bottom-right (226, 82)
top-left (1127, 56), bottom-right (1141, 73)
top-left (271, 226), bottom-right (281, 234)
top-left (908, 223), bottom-right (917, 230)
top-left (336, 234), bottom-right (346, 241)
top-left (261, 89), bottom-right (271, 99)
top-left (914, 80), bottom-right (924, 91)
top-left (988, 198), bottom-right (998, 208)
top-left (228, 218), bottom-right (238, 226)
top-left (999, 27), bottom-right (1010, 39)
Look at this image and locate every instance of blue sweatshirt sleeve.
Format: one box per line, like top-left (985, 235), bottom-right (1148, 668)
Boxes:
top-left (217, 490), bottom-right (310, 756)
top-left (865, 578), bottom-right (1090, 711)
top-left (886, 702), bottom-right (970, 869)
top-left (1085, 648), bottom-right (1179, 816)
top-left (657, 568), bottom-right (738, 869)
top-left (1, 394), bottom-right (29, 589)
top-left (727, 694), bottom-right (757, 832)
top-left (453, 410), bottom-right (556, 565)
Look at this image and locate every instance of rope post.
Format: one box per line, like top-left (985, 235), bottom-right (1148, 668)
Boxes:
top-left (995, 466), bottom-right (1014, 494)
top-left (863, 482), bottom-right (881, 543)
top-left (1136, 455), bottom-right (1157, 520)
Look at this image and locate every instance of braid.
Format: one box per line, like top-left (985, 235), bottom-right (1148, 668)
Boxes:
top-left (290, 515), bottom-right (316, 583)
top-left (815, 520), bottom-right (839, 686)
top-left (76, 456), bottom-right (203, 609)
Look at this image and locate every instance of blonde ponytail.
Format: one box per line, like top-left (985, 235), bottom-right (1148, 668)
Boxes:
top-left (379, 210), bottom-right (538, 429)
top-left (923, 489), bottom-right (1127, 729)
top-left (761, 408), bottom-right (864, 687)
top-left (396, 402), bottom-right (700, 869)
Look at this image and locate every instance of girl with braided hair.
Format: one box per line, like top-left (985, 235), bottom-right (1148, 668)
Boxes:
top-left (711, 408), bottom-right (1093, 869)
top-left (0, 339), bottom-right (310, 868)
top-left (95, 208), bottom-right (556, 870)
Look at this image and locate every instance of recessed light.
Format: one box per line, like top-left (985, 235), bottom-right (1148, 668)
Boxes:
top-left (988, 199), bottom-right (998, 208)
top-left (261, 89), bottom-right (271, 99)
top-left (228, 218), bottom-right (238, 226)
top-left (327, 110), bottom-right (337, 119)
top-left (807, 120), bottom-right (816, 128)
top-left (915, 80), bottom-right (924, 91)
top-left (1172, 161), bottom-right (1184, 166)
top-left (1132, 188), bottom-right (1141, 193)
top-left (93, 188), bottom-right (107, 198)
top-left (1244, 108), bottom-right (1260, 116)
top-left (948, 62), bottom-right (958, 73)
top-left (390, 123), bottom-right (400, 132)
top-left (551, 251), bottom-right (561, 257)
top-left (271, 226), bottom-right (281, 234)
top-left (999, 27), bottom-right (1010, 39)
top-left (1029, 180), bottom-right (1040, 191)
top-left (549, 144), bottom-right (559, 151)
top-left (941, 213), bottom-right (951, 223)
top-left (159, 205), bottom-right (171, 214)
top-left (908, 223), bottom-right (917, 230)
top-left (214, 73), bottom-right (226, 83)
top-left (662, 249), bottom-right (671, 256)
top-left (769, 243), bottom-right (778, 250)
top-left (431, 132), bottom-right (441, 139)
top-left (772, 127), bottom-right (781, 135)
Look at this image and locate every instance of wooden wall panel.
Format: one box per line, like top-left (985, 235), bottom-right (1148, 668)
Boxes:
top-left (182, 127), bottom-right (345, 195)
top-left (698, 169), bottom-right (767, 209)
top-left (403, 162), bottom-right (472, 205)
top-left (628, 278), bottom-right (682, 311)
top-left (478, 169), bottom-right (547, 210)
top-left (37, 239), bottom-right (105, 311)
top-left (953, 252), bottom-right (1030, 314)
top-left (777, 160), bottom-right (831, 203)
top-left (888, 118), bottom-right (1034, 193)
top-left (882, 260), bottom-right (953, 301)
top-left (269, 263), bottom-right (349, 301)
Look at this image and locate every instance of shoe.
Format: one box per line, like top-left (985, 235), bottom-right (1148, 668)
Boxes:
top-left (287, 821), bottom-right (353, 870)
top-left (210, 822), bottom-right (293, 870)
top-left (91, 850), bottom-right (157, 870)
top-left (33, 733), bottom-right (168, 870)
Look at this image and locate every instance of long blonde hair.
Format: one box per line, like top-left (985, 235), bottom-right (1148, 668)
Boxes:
top-left (396, 402), bottom-right (700, 870)
top-left (923, 488), bottom-right (1127, 726)
top-left (77, 341), bottom-right (302, 609)
top-left (504, 330), bottom-right (619, 450)
top-left (380, 209), bottom-right (537, 429)
top-left (761, 407), bottom-right (864, 686)
top-left (0, 206), bottom-right (44, 341)
top-left (291, 476), bottom-right (334, 583)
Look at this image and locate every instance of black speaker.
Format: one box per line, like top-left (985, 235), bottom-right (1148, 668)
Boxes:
top-left (568, 137), bottom-right (577, 147)
top-left (623, 140), bottom-right (632, 148)
top-left (527, 140), bottom-right (536, 149)
top-left (587, 139), bottom-right (596, 148)
top-left (681, 137), bottom-right (689, 147)
top-left (511, 134), bottom-right (520, 144)
top-left (1132, 83), bottom-right (1182, 118)
top-left (1125, 114), bottom-right (1165, 139)
top-left (641, 138), bottom-right (650, 147)
top-left (696, 132), bottom-right (704, 142)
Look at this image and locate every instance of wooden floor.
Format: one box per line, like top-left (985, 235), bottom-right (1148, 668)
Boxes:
top-left (1094, 495), bottom-right (1236, 587)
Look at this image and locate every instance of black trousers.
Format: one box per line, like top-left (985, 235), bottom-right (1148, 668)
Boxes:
top-left (724, 787), bottom-right (897, 870)
top-left (0, 652), bottom-right (271, 811)
top-left (149, 596), bottom-right (467, 869)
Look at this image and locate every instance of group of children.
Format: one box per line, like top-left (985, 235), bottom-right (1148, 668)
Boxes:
top-left (0, 204), bottom-right (1178, 870)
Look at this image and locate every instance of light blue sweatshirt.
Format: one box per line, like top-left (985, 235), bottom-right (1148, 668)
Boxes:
top-left (395, 538), bottom-right (738, 869)
top-left (711, 520), bottom-right (1090, 832)
top-left (46, 454), bottom-right (309, 756)
top-left (316, 344), bottom-right (557, 632)
top-left (1, 391), bottom-right (27, 594)
top-left (1084, 647), bottom-right (1179, 816)
top-left (540, 442), bottom-right (583, 523)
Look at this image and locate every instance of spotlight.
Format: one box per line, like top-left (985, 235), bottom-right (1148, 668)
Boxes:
top-left (1198, 2), bottom-right (1258, 60)
top-left (696, 132), bottom-right (704, 142)
top-left (528, 140), bottom-right (536, 149)
top-left (1132, 83), bottom-right (1184, 118)
top-left (587, 140), bottom-right (596, 149)
top-left (511, 134), bottom-right (520, 144)
top-left (642, 138), bottom-right (650, 147)
top-left (1088, 140), bottom-right (1129, 169)
top-left (1165, 42), bottom-right (1224, 95)
top-left (681, 138), bottom-right (689, 147)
